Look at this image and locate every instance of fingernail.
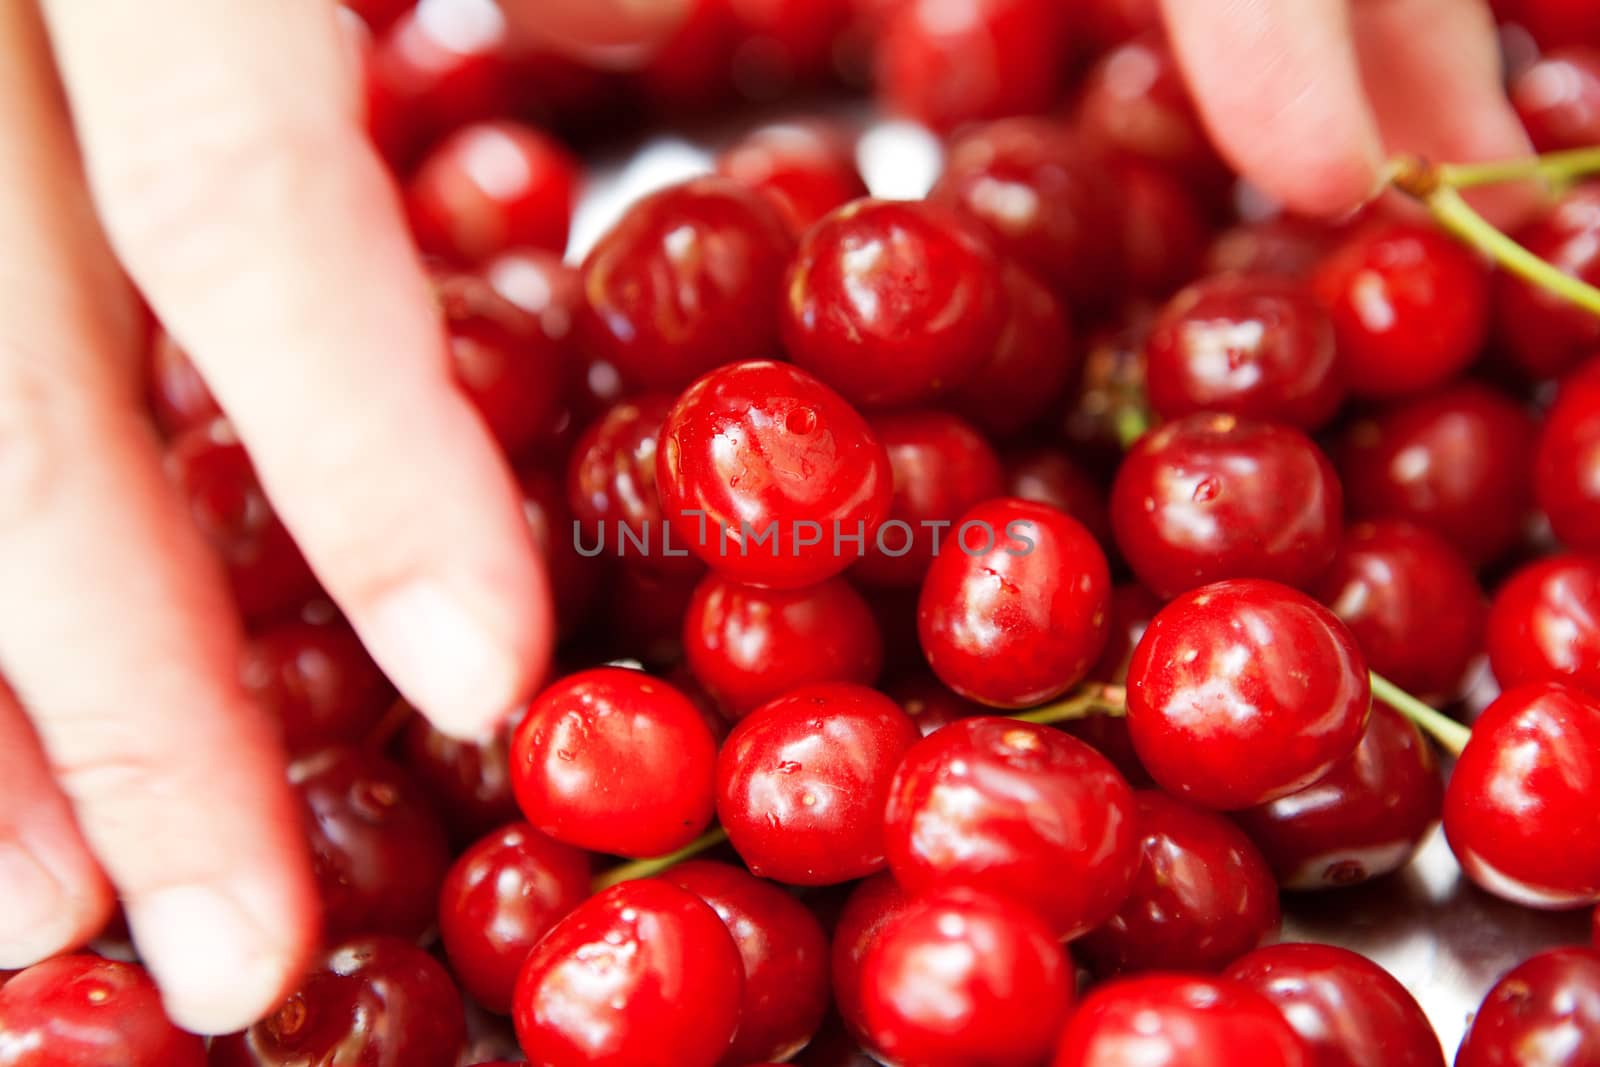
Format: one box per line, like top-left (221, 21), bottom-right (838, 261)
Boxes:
top-left (366, 581), bottom-right (521, 740)
top-left (0, 844), bottom-right (70, 967)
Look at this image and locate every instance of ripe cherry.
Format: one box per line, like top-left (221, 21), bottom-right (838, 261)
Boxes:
top-left (1487, 554), bottom-right (1600, 699)
top-left (716, 682), bottom-right (920, 884)
top-left (511, 667), bottom-right (717, 857)
top-left (1086, 582), bottom-right (1163, 685)
top-left (830, 872), bottom-right (914, 1044)
top-left (1110, 414), bottom-right (1343, 598)
top-left (1113, 156), bottom-right (1211, 297)
top-left (637, 0), bottom-right (739, 113)
top-left (1128, 579), bottom-right (1370, 810)
top-left (1495, 0), bottom-right (1600, 49)
top-left (512, 879), bottom-right (744, 1067)
top-left (483, 247), bottom-right (580, 346)
top-left (1005, 446), bottom-right (1112, 549)
top-left (0, 955), bottom-right (205, 1067)
top-left (883, 716), bottom-right (1139, 939)
top-left (242, 616), bottom-right (392, 755)
top-left (396, 710), bottom-right (520, 844)
top-left (1511, 46), bottom-right (1600, 152)
top-left (518, 466), bottom-right (601, 636)
top-left (656, 359), bottom-right (893, 588)
top-left (146, 328), bottom-right (220, 436)
top-left (1534, 356), bottom-right (1600, 552)
top-left (1493, 182), bottom-right (1600, 380)
top-left (715, 120), bottom-right (868, 236)
top-left (883, 672), bottom-right (984, 736)
top-left (1455, 947), bottom-right (1600, 1067)
top-left (951, 262), bottom-right (1079, 438)
top-left (1204, 216), bottom-right (1340, 280)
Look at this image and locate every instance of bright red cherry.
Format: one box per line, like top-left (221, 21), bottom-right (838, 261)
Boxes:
top-left (511, 668), bottom-right (717, 857)
top-left (512, 880), bottom-right (744, 1067)
top-left (211, 936), bottom-right (465, 1067)
top-left (1455, 947), bottom-right (1600, 1067)
top-left (1110, 414), bottom-right (1343, 598)
top-left (1444, 681), bottom-right (1600, 908)
top-left (918, 498), bottom-right (1111, 708)
top-left (830, 872), bottom-right (914, 1043)
top-left (1077, 790), bottom-right (1280, 976)
top-left (860, 888), bottom-right (1074, 1067)
top-left (683, 573), bottom-right (882, 718)
top-left (1488, 554), bottom-right (1600, 699)
top-left (1226, 943), bottom-right (1445, 1067)
top-left (0, 955), bottom-right (205, 1067)
top-left (883, 672), bottom-right (984, 736)
top-left (1512, 46), bottom-right (1600, 152)
top-left (1494, 182), bottom-right (1600, 380)
top-left (663, 860), bottom-right (831, 1065)
top-left (1143, 274), bottom-right (1345, 431)
top-left (657, 359), bottom-right (893, 588)
top-left (241, 616), bottom-right (391, 756)
top-left (781, 199), bottom-right (1005, 407)
top-left (397, 711), bottom-right (520, 844)
top-left (716, 683), bottom-right (920, 884)
top-left (438, 822), bottom-right (590, 1014)
top-left (883, 716), bottom-right (1139, 939)
top-left (1128, 579), bottom-right (1371, 810)
top-left (1052, 974), bottom-right (1312, 1067)
top-left (1232, 699), bottom-right (1441, 890)
top-left (146, 328), bottom-right (220, 436)
top-left (1005, 446), bottom-right (1112, 549)
top-left (951, 262), bottom-right (1080, 438)
top-left (716, 120), bottom-right (868, 236)
top-left (579, 177), bottom-right (793, 392)
top-left (1535, 356), bottom-right (1600, 552)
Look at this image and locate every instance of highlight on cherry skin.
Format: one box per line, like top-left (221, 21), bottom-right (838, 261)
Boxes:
top-left (13, 0), bottom-right (1600, 1064)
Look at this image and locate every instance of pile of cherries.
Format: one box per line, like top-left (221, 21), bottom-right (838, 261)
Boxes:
top-left (10, 0), bottom-right (1600, 1064)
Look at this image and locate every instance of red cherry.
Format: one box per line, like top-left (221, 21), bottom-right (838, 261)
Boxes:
top-left (716, 682), bottom-right (920, 884)
top-left (1535, 356), bottom-right (1600, 551)
top-left (1086, 582), bottom-right (1162, 685)
top-left (1456, 947), bottom-right (1600, 1067)
top-left (579, 177), bottom-right (793, 392)
top-left (883, 672), bottom-right (984, 736)
top-left (716, 120), bottom-right (868, 237)
top-left (1112, 156), bottom-right (1211, 298)
top-left (1444, 681), bottom-right (1600, 907)
top-left (883, 716), bottom-right (1139, 939)
top-left (146, 328), bottom-right (220, 436)
top-left (512, 880), bottom-right (744, 1067)
top-left (1143, 274), bottom-right (1345, 431)
top-left (726, 0), bottom-right (854, 97)
top-left (1077, 790), bottom-right (1280, 976)
top-left (1005, 446), bottom-right (1112, 549)
top-left (397, 711), bottom-right (520, 844)
top-left (606, 566), bottom-right (706, 667)
top-left (1058, 710), bottom-right (1153, 791)
top-left (830, 872), bottom-right (914, 1043)
top-left (1128, 579), bottom-right (1371, 809)
top-left (662, 860), bottom-right (831, 1064)
top-left (1512, 46), bottom-right (1600, 152)
top-left (853, 411), bottom-right (1005, 587)
top-left (1226, 943), bottom-right (1445, 1067)
top-left (1110, 414), bottom-right (1343, 598)
top-left (211, 936), bottom-right (465, 1066)
top-left (0, 955), bottom-right (205, 1067)
top-left (1232, 698), bottom-right (1441, 890)
top-left (1496, 0), bottom-right (1600, 49)
top-left (684, 573), bottom-right (883, 718)
top-left (517, 466), bottom-right (601, 635)
top-left (483, 247), bottom-right (580, 345)
top-left (951, 262), bottom-right (1080, 438)
top-left (918, 498), bottom-right (1111, 708)
top-left (371, 0), bottom-right (514, 162)
top-left (342, 0), bottom-right (412, 33)
top-left (242, 616), bottom-right (392, 755)
top-left (657, 359), bottom-right (893, 588)
top-left (637, 0), bottom-right (740, 113)
top-left (860, 888), bottom-right (1075, 1067)
top-left (1494, 182), bottom-right (1600, 380)
top-left (438, 822), bottom-right (590, 1014)
top-left (1488, 554), bottom-right (1600, 698)
top-left (511, 667), bottom-right (717, 857)
top-left (781, 199), bottom-right (1005, 407)
top-left (1204, 216), bottom-right (1340, 280)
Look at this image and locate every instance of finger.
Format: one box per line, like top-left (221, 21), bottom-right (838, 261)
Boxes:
top-left (0, 0), bottom-right (315, 1031)
top-left (1160, 0), bottom-right (1385, 216)
top-left (504, 0), bottom-right (691, 59)
top-left (40, 0), bottom-right (553, 739)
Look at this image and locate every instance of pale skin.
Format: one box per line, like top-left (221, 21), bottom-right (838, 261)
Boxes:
top-left (0, 0), bottom-right (1531, 1036)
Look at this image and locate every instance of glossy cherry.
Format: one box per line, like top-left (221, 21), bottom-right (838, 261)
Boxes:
top-left (1444, 681), bottom-right (1600, 908)
top-left (883, 672), bottom-right (984, 736)
top-left (1534, 356), bottom-right (1600, 552)
top-left (715, 120), bottom-right (868, 236)
top-left (396, 711), bottom-right (520, 844)
top-left (146, 327), bottom-right (220, 435)
top-left (830, 871), bottom-right (914, 1043)
top-left (781, 198), bottom-right (1004, 407)
top-left (511, 667), bottom-right (717, 857)
top-left (656, 359), bottom-right (893, 588)
top-left (951, 262), bottom-right (1079, 438)
top-left (1488, 554), bottom-right (1600, 699)
top-left (1110, 414), bottom-right (1343, 598)
top-left (1512, 46), bottom-right (1600, 152)
top-left (1225, 943), bottom-right (1444, 1067)
top-left (579, 177), bottom-right (793, 392)
top-left (883, 716), bottom-right (1139, 939)
top-left (483, 247), bottom-right (580, 345)
top-left (1493, 182), bottom-right (1600, 380)
top-left (716, 682), bottom-right (920, 884)
top-left (0, 955), bottom-right (205, 1067)
top-left (1455, 947), bottom-right (1600, 1067)
top-left (511, 879), bottom-right (744, 1067)
top-left (241, 616), bottom-right (391, 755)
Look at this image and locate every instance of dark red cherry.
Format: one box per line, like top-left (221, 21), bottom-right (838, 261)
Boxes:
top-left (860, 888), bottom-right (1074, 1067)
top-left (579, 177), bottom-right (793, 392)
top-left (1494, 182), bottom-right (1600, 380)
top-left (1512, 46), bottom-right (1600, 152)
top-left (1112, 156), bottom-right (1211, 297)
top-left (211, 936), bottom-right (465, 1067)
top-left (1488, 554), bottom-right (1600, 698)
top-left (1004, 446), bottom-right (1112, 549)
top-left (606, 566), bottom-right (705, 667)
top-left (1086, 583), bottom-right (1162, 685)
top-left (1535, 356), bottom-right (1600, 552)
top-left (0, 955), bottom-right (205, 1067)
top-left (657, 359), bottom-right (893, 588)
top-left (684, 572), bottom-right (882, 718)
top-left (1079, 0), bottom-right (1161, 49)
top-left (438, 822), bottom-right (589, 1014)
top-left (517, 466), bottom-right (600, 635)
top-left (883, 672), bottom-right (984, 736)
top-left (1231, 699), bottom-right (1441, 890)
top-left (951, 261), bottom-right (1079, 438)
top-left (396, 711), bottom-right (520, 844)
top-left (343, 0), bottom-right (411, 33)
top-left (716, 683), bottom-right (920, 884)
top-left (1444, 681), bottom-right (1600, 907)
top-left (918, 498), bottom-right (1111, 708)
top-left (830, 872), bottom-right (914, 1043)
top-left (716, 120), bottom-right (868, 237)
top-left (636, 0), bottom-right (739, 113)
top-left (242, 616), bottom-right (391, 756)
top-left (1128, 579), bottom-right (1371, 810)
top-left (663, 860), bottom-right (831, 1065)
top-left (511, 667), bottom-right (717, 857)
top-left (853, 411), bottom-right (1005, 587)
top-left (1226, 943), bottom-right (1444, 1067)
top-left (291, 745), bottom-right (452, 941)
top-left (1143, 274), bottom-right (1345, 431)
top-left (1204, 216), bottom-right (1341, 280)
top-left (725, 0), bottom-right (853, 97)
top-left (1111, 414), bottom-right (1343, 598)
top-left (1052, 974), bottom-right (1312, 1067)
top-left (781, 199), bottom-right (1005, 407)
top-left (1336, 383), bottom-right (1535, 565)
top-left (883, 716), bottom-right (1139, 939)
top-left (1077, 790), bottom-right (1280, 976)
top-left (512, 880), bottom-right (744, 1067)
top-left (1456, 947), bottom-right (1600, 1067)
top-left (146, 328), bottom-right (220, 436)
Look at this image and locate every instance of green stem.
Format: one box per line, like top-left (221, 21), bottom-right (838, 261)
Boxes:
top-left (1011, 683), bottom-right (1127, 725)
top-left (592, 827), bottom-right (729, 891)
top-left (1113, 406), bottom-right (1151, 451)
top-left (1436, 146), bottom-right (1600, 190)
top-left (1369, 671), bottom-right (1470, 757)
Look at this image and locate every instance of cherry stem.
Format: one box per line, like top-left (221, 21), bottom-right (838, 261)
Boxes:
top-left (1435, 146), bottom-right (1600, 190)
top-left (1368, 671), bottom-right (1470, 758)
top-left (1113, 406), bottom-right (1151, 450)
top-left (1011, 683), bottom-right (1127, 725)
top-left (591, 827), bottom-right (730, 891)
